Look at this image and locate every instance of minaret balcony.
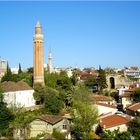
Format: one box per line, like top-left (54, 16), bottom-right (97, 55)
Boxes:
top-left (33, 34), bottom-right (44, 41)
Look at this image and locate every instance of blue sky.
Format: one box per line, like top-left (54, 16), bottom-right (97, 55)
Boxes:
top-left (0, 1), bottom-right (140, 69)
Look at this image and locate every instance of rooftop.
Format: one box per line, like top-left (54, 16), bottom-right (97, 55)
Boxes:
top-left (0, 81), bottom-right (33, 92)
top-left (96, 102), bottom-right (116, 109)
top-left (91, 95), bottom-right (113, 102)
top-left (38, 114), bottom-right (63, 125)
top-left (127, 102), bottom-right (140, 111)
top-left (100, 114), bottom-right (130, 129)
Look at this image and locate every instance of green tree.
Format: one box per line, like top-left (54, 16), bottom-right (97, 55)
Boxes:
top-left (6, 62), bottom-right (12, 75)
top-left (128, 118), bottom-right (140, 138)
top-left (132, 88), bottom-right (140, 102)
top-left (57, 75), bottom-right (72, 91)
top-left (33, 83), bottom-right (46, 104)
top-left (19, 72), bottom-right (33, 87)
top-left (1, 62), bottom-right (12, 82)
top-left (99, 129), bottom-right (119, 140)
top-left (73, 84), bottom-right (91, 103)
top-left (97, 67), bottom-right (107, 91)
top-left (84, 76), bottom-right (97, 89)
top-left (18, 63), bottom-right (22, 74)
top-left (71, 68), bottom-right (81, 86)
top-left (44, 87), bottom-right (64, 115)
top-left (99, 129), bottom-right (131, 140)
top-left (116, 131), bottom-right (131, 140)
top-left (65, 90), bottom-right (73, 107)
top-left (27, 67), bottom-right (33, 74)
top-left (71, 101), bottom-right (98, 138)
top-left (44, 70), bottom-right (72, 91)
top-left (59, 70), bottom-right (68, 77)
top-left (0, 89), bottom-right (14, 136)
top-left (44, 71), bottom-right (58, 89)
top-left (52, 129), bottom-right (66, 140)
top-left (71, 85), bottom-right (98, 138)
top-left (1, 65), bottom-right (33, 86)
top-left (10, 108), bottom-right (38, 139)
top-left (10, 74), bottom-right (20, 82)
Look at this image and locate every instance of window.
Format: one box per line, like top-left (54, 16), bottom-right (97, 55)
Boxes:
top-left (63, 124), bottom-right (67, 130)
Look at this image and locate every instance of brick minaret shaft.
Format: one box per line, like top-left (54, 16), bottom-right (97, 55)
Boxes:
top-left (33, 21), bottom-right (44, 85)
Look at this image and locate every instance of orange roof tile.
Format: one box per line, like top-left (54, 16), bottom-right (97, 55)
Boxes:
top-left (96, 102), bottom-right (116, 109)
top-left (92, 95), bottom-right (113, 101)
top-left (127, 102), bottom-right (140, 111)
top-left (100, 114), bottom-right (130, 129)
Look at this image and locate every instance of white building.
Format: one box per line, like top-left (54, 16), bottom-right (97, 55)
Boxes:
top-left (91, 95), bottom-right (115, 105)
top-left (0, 58), bottom-right (7, 80)
top-left (11, 67), bottom-right (19, 74)
top-left (124, 67), bottom-right (140, 79)
top-left (117, 86), bottom-right (129, 95)
top-left (95, 102), bottom-right (118, 116)
top-left (1, 81), bottom-right (35, 107)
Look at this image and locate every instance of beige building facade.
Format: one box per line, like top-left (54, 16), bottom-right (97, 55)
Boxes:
top-left (0, 58), bottom-right (7, 80)
top-left (106, 74), bottom-right (132, 89)
top-left (13, 114), bottom-right (71, 139)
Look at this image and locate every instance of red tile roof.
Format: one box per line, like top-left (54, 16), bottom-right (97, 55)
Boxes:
top-left (80, 72), bottom-right (92, 80)
top-left (91, 95), bottom-right (113, 102)
top-left (127, 102), bottom-right (140, 111)
top-left (96, 102), bottom-right (116, 109)
top-left (38, 114), bottom-right (63, 125)
top-left (100, 114), bottom-right (130, 129)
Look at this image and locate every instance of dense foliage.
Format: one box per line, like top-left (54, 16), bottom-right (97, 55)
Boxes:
top-left (33, 83), bottom-right (46, 104)
top-left (18, 63), bottom-right (22, 74)
top-left (128, 117), bottom-right (140, 138)
top-left (84, 67), bottom-right (107, 92)
top-left (132, 88), bottom-right (140, 102)
top-left (0, 90), bottom-right (14, 136)
top-left (2, 65), bottom-right (140, 139)
top-left (97, 67), bottom-right (107, 91)
top-left (52, 129), bottom-right (66, 140)
top-left (1, 64), bottom-right (33, 86)
top-left (44, 87), bottom-right (64, 115)
top-left (71, 85), bottom-right (98, 139)
top-left (10, 107), bottom-right (39, 139)
top-left (99, 129), bottom-right (131, 140)
top-left (70, 68), bottom-right (81, 86)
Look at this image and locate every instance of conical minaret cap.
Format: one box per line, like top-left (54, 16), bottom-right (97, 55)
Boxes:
top-left (36, 20), bottom-right (41, 28)
top-left (49, 48), bottom-right (52, 54)
top-left (35, 20), bottom-right (42, 34)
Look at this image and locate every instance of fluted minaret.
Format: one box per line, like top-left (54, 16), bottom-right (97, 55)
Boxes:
top-left (33, 21), bottom-right (44, 85)
top-left (48, 48), bottom-right (53, 73)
